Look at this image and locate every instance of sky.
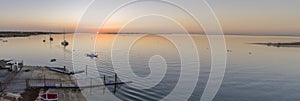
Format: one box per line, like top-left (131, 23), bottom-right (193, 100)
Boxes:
top-left (0, 0), bottom-right (299, 35)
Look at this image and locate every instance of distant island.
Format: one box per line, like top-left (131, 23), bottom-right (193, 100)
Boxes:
top-left (102, 32), bottom-right (162, 34)
top-left (252, 42), bottom-right (300, 47)
top-left (0, 31), bottom-right (63, 37)
top-left (0, 31), bottom-right (173, 37)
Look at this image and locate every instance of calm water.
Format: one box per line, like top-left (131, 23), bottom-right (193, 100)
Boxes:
top-left (1, 34), bottom-right (300, 100)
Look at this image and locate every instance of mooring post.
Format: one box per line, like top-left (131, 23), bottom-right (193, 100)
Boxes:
top-left (90, 78), bottom-right (92, 87)
top-left (9, 64), bottom-right (12, 71)
top-left (25, 79), bottom-right (29, 88)
top-left (86, 65), bottom-right (88, 76)
top-left (114, 73), bottom-right (117, 94)
top-left (103, 75), bottom-right (106, 85)
top-left (115, 73), bottom-right (117, 83)
top-left (0, 82), bottom-right (2, 91)
top-left (60, 79), bottom-right (62, 87)
top-left (43, 74), bottom-right (45, 84)
top-left (89, 78), bottom-right (92, 94)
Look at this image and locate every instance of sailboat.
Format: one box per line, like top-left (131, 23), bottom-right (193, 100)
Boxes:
top-left (49, 30), bottom-right (53, 41)
top-left (61, 29), bottom-right (69, 46)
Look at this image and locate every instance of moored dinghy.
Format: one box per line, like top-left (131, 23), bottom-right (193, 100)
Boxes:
top-left (86, 53), bottom-right (98, 58)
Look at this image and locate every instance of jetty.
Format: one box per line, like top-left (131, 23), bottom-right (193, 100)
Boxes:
top-left (0, 63), bottom-right (132, 101)
top-left (0, 66), bottom-right (85, 101)
top-left (27, 73), bottom-right (132, 89)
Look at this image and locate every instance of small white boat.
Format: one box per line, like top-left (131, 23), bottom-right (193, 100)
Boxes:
top-left (39, 93), bottom-right (58, 101)
top-left (86, 53), bottom-right (98, 58)
top-left (2, 93), bottom-right (22, 101)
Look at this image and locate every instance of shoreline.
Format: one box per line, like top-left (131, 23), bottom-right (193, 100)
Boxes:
top-left (1, 31), bottom-right (300, 38)
top-left (252, 42), bottom-right (300, 47)
top-left (0, 31), bottom-right (64, 38)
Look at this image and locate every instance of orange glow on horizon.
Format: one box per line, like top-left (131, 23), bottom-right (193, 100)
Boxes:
top-left (98, 27), bottom-right (120, 33)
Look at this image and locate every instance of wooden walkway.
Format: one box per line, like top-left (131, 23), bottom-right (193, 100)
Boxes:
top-left (28, 73), bottom-right (132, 89)
top-left (29, 81), bottom-right (133, 89)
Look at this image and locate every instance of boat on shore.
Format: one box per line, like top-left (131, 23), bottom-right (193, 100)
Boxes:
top-left (39, 93), bottom-right (58, 101)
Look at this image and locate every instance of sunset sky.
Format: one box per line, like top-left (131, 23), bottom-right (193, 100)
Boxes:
top-left (0, 0), bottom-right (299, 35)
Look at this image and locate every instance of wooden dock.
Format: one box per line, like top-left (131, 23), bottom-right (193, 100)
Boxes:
top-left (27, 73), bottom-right (132, 89)
top-left (28, 80), bottom-right (132, 89)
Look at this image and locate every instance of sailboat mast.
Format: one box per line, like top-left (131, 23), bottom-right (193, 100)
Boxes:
top-left (61, 28), bottom-right (69, 46)
top-left (49, 29), bottom-right (53, 41)
top-left (63, 29), bottom-right (65, 40)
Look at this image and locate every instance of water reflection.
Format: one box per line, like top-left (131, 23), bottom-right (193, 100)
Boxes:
top-left (1, 34), bottom-right (300, 100)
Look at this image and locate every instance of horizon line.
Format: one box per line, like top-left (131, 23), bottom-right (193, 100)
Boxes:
top-left (0, 31), bottom-right (299, 36)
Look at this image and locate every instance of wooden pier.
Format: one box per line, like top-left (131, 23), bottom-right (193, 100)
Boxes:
top-left (27, 73), bottom-right (132, 89)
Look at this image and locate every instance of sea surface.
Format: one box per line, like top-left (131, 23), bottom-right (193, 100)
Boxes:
top-left (1, 34), bottom-right (300, 100)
